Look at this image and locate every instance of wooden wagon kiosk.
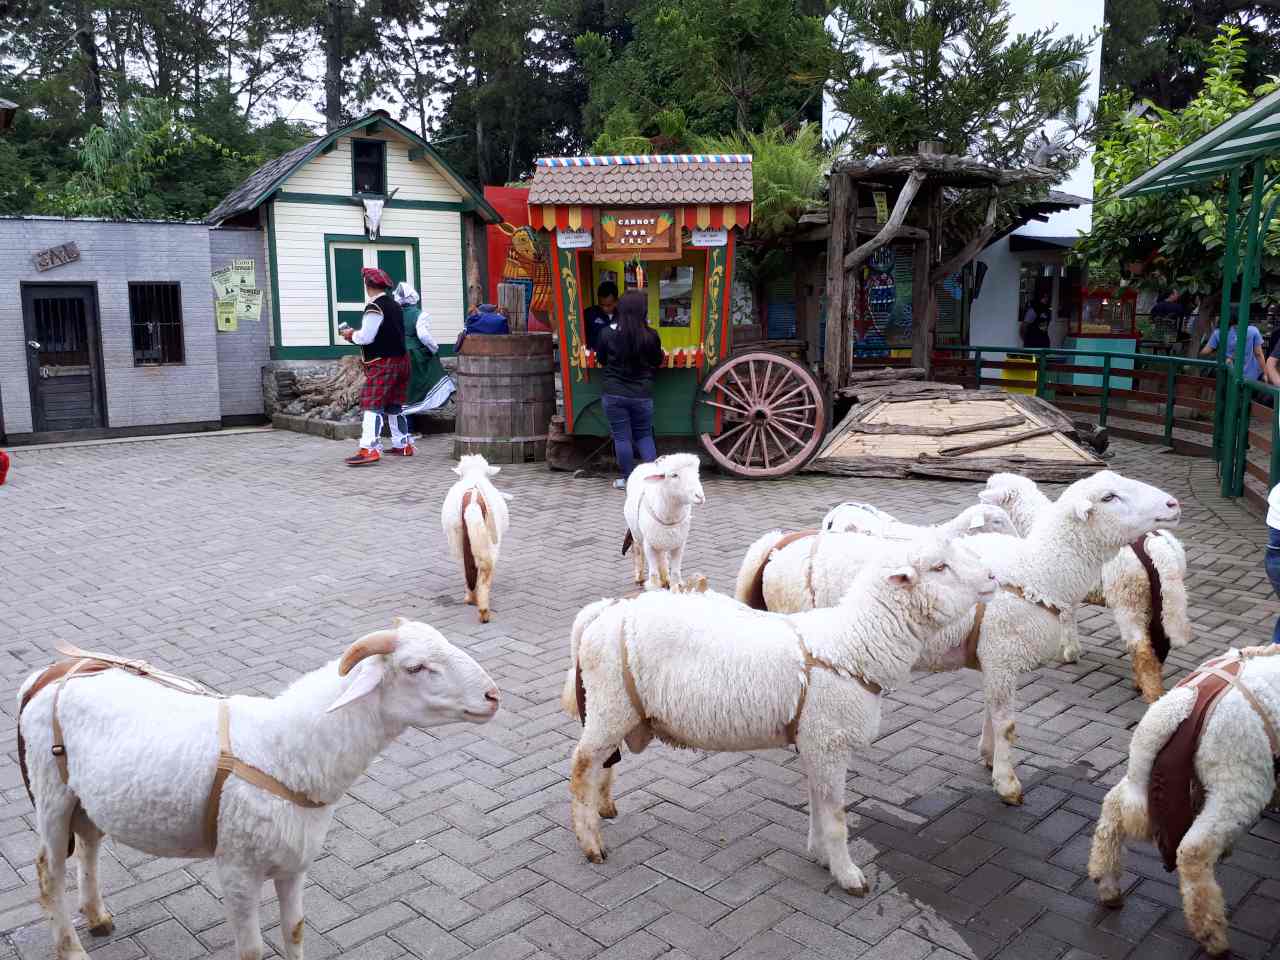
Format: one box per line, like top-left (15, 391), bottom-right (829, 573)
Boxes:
top-left (528, 154), bottom-right (826, 478)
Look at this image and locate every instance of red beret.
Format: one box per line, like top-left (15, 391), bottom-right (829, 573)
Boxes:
top-left (361, 267), bottom-right (394, 289)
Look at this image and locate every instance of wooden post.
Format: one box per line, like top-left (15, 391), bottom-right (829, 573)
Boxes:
top-left (498, 282), bottom-right (527, 333)
top-left (911, 182), bottom-right (941, 376)
top-left (465, 216), bottom-right (485, 311)
top-left (825, 173), bottom-right (850, 390)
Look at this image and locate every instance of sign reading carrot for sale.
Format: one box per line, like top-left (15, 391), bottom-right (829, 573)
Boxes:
top-left (594, 209), bottom-right (681, 260)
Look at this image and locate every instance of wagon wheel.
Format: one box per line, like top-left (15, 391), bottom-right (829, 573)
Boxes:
top-left (693, 352), bottom-right (826, 479)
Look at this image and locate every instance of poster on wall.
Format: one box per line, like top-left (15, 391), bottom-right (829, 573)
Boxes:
top-left (236, 288), bottom-right (263, 323)
top-left (230, 258), bottom-right (256, 289)
top-left (215, 298), bottom-right (239, 332)
top-left (211, 267), bottom-right (237, 301)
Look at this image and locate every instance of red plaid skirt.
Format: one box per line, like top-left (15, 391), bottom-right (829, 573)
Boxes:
top-left (360, 355), bottom-right (411, 410)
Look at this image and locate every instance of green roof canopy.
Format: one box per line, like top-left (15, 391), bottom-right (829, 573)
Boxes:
top-left (1116, 88), bottom-right (1280, 198)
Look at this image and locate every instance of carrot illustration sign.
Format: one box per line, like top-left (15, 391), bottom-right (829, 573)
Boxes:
top-left (595, 208), bottom-right (681, 259)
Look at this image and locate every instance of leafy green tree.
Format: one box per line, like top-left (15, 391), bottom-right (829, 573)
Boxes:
top-left (1102, 0), bottom-right (1280, 110)
top-left (829, 0), bottom-right (1094, 176)
top-left (1076, 26), bottom-right (1280, 341)
top-left (578, 0), bottom-right (832, 150)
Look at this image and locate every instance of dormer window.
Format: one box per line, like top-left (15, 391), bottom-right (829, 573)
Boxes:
top-left (352, 138), bottom-right (386, 195)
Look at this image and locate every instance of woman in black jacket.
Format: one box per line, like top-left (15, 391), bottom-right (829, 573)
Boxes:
top-left (595, 290), bottom-right (665, 489)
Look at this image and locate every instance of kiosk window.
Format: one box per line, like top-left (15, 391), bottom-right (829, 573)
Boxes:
top-left (659, 266), bottom-right (694, 328)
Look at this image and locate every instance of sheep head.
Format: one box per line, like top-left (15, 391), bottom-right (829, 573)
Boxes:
top-left (949, 504), bottom-right (1018, 538)
top-left (872, 535), bottom-right (997, 632)
top-left (328, 618), bottom-right (500, 726)
top-left (978, 473), bottom-right (1047, 537)
top-left (1054, 470), bottom-right (1181, 549)
top-left (453, 453), bottom-right (499, 479)
top-left (641, 453), bottom-right (705, 506)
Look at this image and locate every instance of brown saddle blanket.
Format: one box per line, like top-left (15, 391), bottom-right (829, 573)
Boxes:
top-left (741, 530), bottom-right (818, 611)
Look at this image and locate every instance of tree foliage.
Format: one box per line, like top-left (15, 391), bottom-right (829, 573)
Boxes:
top-left (1077, 26), bottom-right (1280, 300)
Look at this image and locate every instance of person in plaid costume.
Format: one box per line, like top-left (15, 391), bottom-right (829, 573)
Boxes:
top-left (338, 267), bottom-right (413, 466)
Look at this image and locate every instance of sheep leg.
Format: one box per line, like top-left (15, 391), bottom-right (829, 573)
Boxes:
top-left (1177, 790), bottom-right (1256, 957)
top-left (274, 871), bottom-right (306, 960)
top-left (667, 543), bottom-right (685, 590)
top-left (595, 766), bottom-right (619, 819)
top-left (983, 671), bottom-right (1023, 805)
top-left (642, 543), bottom-right (665, 591)
top-left (35, 798), bottom-right (87, 960)
top-left (804, 755), bottom-right (867, 895)
top-left (1060, 608), bottom-right (1081, 663)
top-left (632, 535), bottom-right (646, 584)
top-left (476, 561), bottom-right (493, 623)
top-left (1088, 780), bottom-right (1136, 907)
top-left (570, 741), bottom-right (614, 862)
top-left (218, 859), bottom-right (266, 960)
top-left (1114, 605), bottom-right (1164, 703)
top-left (73, 816), bottom-right (113, 936)
top-left (979, 705), bottom-right (994, 769)
top-left (805, 776), bottom-right (824, 866)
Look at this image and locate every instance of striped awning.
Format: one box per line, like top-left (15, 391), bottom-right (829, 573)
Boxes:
top-left (528, 203), bottom-right (752, 232)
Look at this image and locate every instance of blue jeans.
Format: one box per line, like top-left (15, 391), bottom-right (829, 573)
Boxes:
top-left (602, 394), bottom-right (657, 479)
top-left (1267, 526), bottom-right (1280, 643)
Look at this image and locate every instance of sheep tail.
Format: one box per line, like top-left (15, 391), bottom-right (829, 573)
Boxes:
top-left (734, 530), bottom-right (783, 610)
top-left (561, 599), bottom-right (615, 719)
top-left (462, 500), bottom-right (491, 592)
top-left (1151, 532), bottom-right (1191, 650)
top-left (622, 528), bottom-right (634, 556)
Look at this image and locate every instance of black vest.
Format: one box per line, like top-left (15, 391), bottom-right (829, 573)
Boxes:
top-left (361, 293), bottom-right (407, 361)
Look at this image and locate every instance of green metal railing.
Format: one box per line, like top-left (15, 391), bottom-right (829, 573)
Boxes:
top-left (930, 345), bottom-right (1280, 495)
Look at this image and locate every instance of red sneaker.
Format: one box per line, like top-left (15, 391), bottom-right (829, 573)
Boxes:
top-left (386, 445), bottom-right (415, 457)
top-left (345, 448), bottom-right (380, 466)
top-left (0, 450), bottom-right (8, 486)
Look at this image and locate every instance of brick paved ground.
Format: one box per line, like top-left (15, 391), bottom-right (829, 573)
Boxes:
top-left (0, 430), bottom-right (1278, 960)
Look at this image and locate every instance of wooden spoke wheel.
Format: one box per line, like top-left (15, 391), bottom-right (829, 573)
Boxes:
top-left (694, 352), bottom-right (826, 479)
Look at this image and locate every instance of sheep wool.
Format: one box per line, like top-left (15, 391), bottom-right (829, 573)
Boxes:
top-left (441, 453), bottom-right (512, 622)
top-left (567, 536), bottom-right (998, 893)
top-left (821, 501), bottom-right (1017, 539)
top-left (18, 620), bottom-right (499, 960)
top-left (738, 470), bottom-right (1182, 805)
top-left (1089, 645), bottom-right (1280, 957)
top-left (981, 471), bottom-right (1191, 700)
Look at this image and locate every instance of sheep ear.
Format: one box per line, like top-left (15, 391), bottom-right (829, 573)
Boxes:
top-left (486, 465), bottom-right (501, 476)
top-left (326, 659), bottom-right (385, 713)
top-left (1067, 496), bottom-right (1093, 521)
top-left (644, 474), bottom-right (664, 483)
top-left (451, 464), bottom-right (464, 476)
top-left (392, 616), bottom-right (408, 628)
top-left (969, 513), bottom-right (986, 529)
top-left (977, 489), bottom-right (1003, 505)
top-left (887, 566), bottom-right (917, 587)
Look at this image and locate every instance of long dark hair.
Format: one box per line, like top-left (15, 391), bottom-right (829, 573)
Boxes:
top-left (613, 289), bottom-right (659, 357)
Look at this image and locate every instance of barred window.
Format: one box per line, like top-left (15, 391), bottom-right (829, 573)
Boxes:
top-left (129, 282), bottom-right (185, 365)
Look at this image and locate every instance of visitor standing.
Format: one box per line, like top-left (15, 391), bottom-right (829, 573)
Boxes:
top-left (1020, 296), bottom-right (1051, 349)
top-left (339, 267), bottom-right (411, 466)
top-left (596, 290), bottom-right (664, 489)
top-left (1201, 319), bottom-right (1266, 381)
top-left (584, 281), bottom-right (620, 351)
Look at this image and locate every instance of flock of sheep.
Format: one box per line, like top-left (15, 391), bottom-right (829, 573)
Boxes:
top-left (13, 449), bottom-right (1278, 960)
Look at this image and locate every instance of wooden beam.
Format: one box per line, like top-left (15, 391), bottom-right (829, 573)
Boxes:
top-left (938, 426), bottom-right (1057, 457)
top-left (931, 191), bottom-right (999, 284)
top-left (843, 170), bottom-right (926, 271)
top-left (845, 414), bottom-right (1028, 437)
top-left (824, 173), bottom-right (851, 389)
top-left (854, 220), bottom-right (928, 240)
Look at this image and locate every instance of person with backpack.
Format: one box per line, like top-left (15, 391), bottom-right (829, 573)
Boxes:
top-left (595, 290), bottom-right (665, 489)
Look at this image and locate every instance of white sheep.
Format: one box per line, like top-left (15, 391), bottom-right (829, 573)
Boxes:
top-left (980, 472), bottom-right (1190, 700)
top-left (18, 619), bottom-right (499, 960)
top-left (821, 500), bottom-right (1017, 538)
top-left (442, 453), bottom-right (511, 622)
top-left (736, 471), bottom-right (1182, 804)
top-left (564, 536), bottom-right (997, 892)
top-left (621, 453), bottom-right (705, 590)
top-left (1088, 644), bottom-right (1280, 957)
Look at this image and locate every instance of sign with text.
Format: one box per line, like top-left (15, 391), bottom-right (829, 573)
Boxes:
top-left (690, 227), bottom-right (727, 248)
top-left (873, 191), bottom-right (888, 223)
top-left (33, 241), bottom-right (80, 272)
top-left (556, 228), bottom-right (593, 249)
top-left (595, 209), bottom-right (681, 260)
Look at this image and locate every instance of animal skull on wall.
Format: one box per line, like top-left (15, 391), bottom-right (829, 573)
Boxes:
top-left (360, 188), bottom-right (400, 240)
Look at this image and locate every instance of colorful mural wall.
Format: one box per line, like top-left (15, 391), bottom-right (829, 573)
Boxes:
top-left (483, 185), bottom-right (553, 332)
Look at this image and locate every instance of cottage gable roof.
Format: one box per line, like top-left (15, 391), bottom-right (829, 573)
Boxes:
top-left (527, 155), bottom-right (753, 207)
top-left (206, 111), bottom-right (499, 225)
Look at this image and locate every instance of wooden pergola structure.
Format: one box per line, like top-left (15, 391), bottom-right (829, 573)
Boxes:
top-left (823, 142), bottom-right (1054, 387)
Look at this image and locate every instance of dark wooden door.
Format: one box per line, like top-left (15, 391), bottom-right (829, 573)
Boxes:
top-left (22, 285), bottom-right (105, 432)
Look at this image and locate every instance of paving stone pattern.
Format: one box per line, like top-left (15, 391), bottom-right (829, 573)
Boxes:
top-left (0, 431), bottom-right (1278, 960)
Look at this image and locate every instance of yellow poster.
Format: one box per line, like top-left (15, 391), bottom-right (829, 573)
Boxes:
top-left (215, 298), bottom-right (238, 332)
top-left (873, 191), bottom-right (888, 223)
top-left (211, 267), bottom-right (237, 301)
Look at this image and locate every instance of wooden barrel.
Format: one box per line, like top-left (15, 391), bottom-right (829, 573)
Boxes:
top-left (452, 333), bottom-right (557, 463)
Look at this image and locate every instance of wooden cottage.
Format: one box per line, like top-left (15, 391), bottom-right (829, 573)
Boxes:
top-left (207, 110), bottom-right (499, 359)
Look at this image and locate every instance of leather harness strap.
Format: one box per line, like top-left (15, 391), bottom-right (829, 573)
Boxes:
top-left (1129, 534), bottom-right (1170, 663)
top-left (963, 603), bottom-right (986, 670)
top-left (743, 530), bottom-right (819, 611)
top-left (19, 648), bottom-right (326, 858)
top-left (998, 582), bottom-right (1062, 617)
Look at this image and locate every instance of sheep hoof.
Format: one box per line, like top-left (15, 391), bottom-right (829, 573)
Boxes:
top-left (584, 846), bottom-right (607, 864)
top-left (598, 802), bottom-right (618, 819)
top-left (999, 789), bottom-right (1023, 806)
top-left (1097, 889), bottom-right (1125, 909)
top-left (835, 871), bottom-right (868, 896)
top-left (87, 916), bottom-right (114, 937)
top-left (478, 609), bottom-right (491, 624)
top-left (464, 593), bottom-right (476, 606)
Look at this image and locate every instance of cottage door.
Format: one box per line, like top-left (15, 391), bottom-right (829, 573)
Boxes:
top-left (21, 284), bottom-right (105, 432)
top-left (328, 242), bottom-right (415, 341)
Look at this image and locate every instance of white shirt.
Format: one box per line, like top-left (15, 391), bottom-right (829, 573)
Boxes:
top-left (351, 307), bottom-right (382, 345)
top-left (1270, 482), bottom-right (1280, 529)
top-left (415, 313), bottom-right (437, 352)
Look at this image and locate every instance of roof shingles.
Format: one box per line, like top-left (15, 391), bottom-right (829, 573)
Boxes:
top-left (528, 159), bottom-right (752, 207)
